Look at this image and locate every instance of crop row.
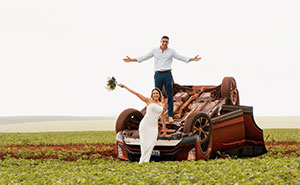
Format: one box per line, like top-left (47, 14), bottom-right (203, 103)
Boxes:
top-left (0, 131), bottom-right (115, 146)
top-left (263, 129), bottom-right (300, 142)
top-left (1, 157), bottom-right (299, 184)
top-left (0, 129), bottom-right (299, 147)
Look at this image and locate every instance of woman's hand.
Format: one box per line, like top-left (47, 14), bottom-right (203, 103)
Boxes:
top-left (117, 83), bottom-right (127, 88)
top-left (159, 132), bottom-right (171, 138)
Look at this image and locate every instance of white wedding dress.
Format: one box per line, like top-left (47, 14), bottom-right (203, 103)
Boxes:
top-left (139, 103), bottom-right (163, 164)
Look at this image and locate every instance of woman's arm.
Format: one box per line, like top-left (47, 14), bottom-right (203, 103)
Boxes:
top-left (160, 112), bottom-right (167, 136)
top-left (118, 84), bottom-right (150, 104)
top-left (160, 99), bottom-right (167, 137)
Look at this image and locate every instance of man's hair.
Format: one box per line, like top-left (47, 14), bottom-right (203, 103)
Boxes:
top-left (161, 35), bottom-right (169, 40)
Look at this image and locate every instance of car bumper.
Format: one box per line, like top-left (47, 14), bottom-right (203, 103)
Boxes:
top-left (116, 134), bottom-right (199, 161)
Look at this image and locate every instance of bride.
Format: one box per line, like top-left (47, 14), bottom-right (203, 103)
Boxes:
top-left (118, 83), bottom-right (167, 164)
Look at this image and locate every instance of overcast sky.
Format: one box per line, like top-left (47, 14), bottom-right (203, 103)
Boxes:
top-left (0, 0), bottom-right (299, 117)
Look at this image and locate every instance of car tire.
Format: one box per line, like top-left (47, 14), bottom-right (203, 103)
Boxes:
top-left (184, 112), bottom-right (212, 159)
top-left (115, 108), bottom-right (144, 133)
top-left (198, 134), bottom-right (212, 160)
top-left (183, 112), bottom-right (212, 144)
top-left (221, 77), bottom-right (240, 105)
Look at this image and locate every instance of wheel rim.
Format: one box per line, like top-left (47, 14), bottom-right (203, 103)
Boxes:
top-left (230, 79), bottom-right (238, 105)
top-left (199, 138), bottom-right (210, 155)
top-left (193, 116), bottom-right (210, 143)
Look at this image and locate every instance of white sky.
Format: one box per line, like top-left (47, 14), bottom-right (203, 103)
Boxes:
top-left (0, 0), bottom-right (299, 117)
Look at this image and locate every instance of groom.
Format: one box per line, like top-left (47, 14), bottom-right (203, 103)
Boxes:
top-left (123, 36), bottom-right (201, 122)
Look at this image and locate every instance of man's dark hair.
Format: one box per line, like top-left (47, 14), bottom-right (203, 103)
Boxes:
top-left (161, 35), bottom-right (169, 40)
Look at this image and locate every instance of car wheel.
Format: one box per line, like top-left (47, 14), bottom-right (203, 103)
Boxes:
top-left (198, 134), bottom-right (212, 158)
top-left (115, 108), bottom-right (144, 133)
top-left (184, 112), bottom-right (212, 144)
top-left (221, 77), bottom-right (240, 105)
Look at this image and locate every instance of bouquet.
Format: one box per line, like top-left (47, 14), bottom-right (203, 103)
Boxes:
top-left (106, 76), bottom-right (117, 91)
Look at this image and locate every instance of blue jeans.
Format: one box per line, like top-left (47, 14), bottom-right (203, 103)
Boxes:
top-left (154, 71), bottom-right (173, 117)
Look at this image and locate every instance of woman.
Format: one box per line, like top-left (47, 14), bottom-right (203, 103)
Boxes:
top-left (118, 83), bottom-right (167, 164)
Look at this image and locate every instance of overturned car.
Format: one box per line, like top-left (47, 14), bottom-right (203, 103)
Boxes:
top-left (115, 77), bottom-right (267, 161)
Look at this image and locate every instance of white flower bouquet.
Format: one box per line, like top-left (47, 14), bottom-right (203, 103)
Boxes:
top-left (106, 76), bottom-right (117, 91)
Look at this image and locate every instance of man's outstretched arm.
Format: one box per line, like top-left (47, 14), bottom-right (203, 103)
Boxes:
top-left (173, 50), bottom-right (201, 63)
top-left (123, 56), bottom-right (138, 62)
top-left (189, 55), bottom-right (201, 62)
top-left (123, 49), bottom-right (154, 63)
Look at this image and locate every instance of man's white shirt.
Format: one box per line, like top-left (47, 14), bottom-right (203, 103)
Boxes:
top-left (136, 47), bottom-right (190, 72)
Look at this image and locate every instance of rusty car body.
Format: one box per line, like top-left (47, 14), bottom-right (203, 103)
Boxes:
top-left (115, 77), bottom-right (267, 161)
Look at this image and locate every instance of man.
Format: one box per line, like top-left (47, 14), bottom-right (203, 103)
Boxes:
top-left (123, 36), bottom-right (201, 122)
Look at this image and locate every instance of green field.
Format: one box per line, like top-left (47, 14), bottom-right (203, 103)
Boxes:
top-left (0, 129), bottom-right (299, 184)
top-left (0, 131), bottom-right (116, 146)
top-left (264, 129), bottom-right (300, 142)
top-left (1, 157), bottom-right (299, 184)
top-left (0, 116), bottom-right (299, 184)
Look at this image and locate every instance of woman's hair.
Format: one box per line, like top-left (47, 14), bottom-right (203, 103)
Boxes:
top-left (151, 88), bottom-right (163, 102)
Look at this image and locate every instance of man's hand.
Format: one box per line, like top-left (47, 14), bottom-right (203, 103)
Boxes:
top-left (123, 56), bottom-right (136, 62)
top-left (190, 55), bottom-right (201, 62)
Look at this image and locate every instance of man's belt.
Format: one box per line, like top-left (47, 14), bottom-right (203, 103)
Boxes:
top-left (155, 70), bottom-right (171, 74)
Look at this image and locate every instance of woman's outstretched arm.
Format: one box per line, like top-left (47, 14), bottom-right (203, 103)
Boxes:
top-left (118, 83), bottom-right (150, 104)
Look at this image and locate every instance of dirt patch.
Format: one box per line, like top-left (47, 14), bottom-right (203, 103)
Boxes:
top-left (265, 141), bottom-right (300, 146)
top-left (265, 141), bottom-right (300, 156)
top-left (5, 144), bottom-right (116, 152)
top-left (2, 142), bottom-right (299, 161)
